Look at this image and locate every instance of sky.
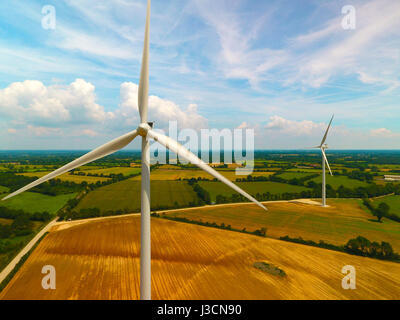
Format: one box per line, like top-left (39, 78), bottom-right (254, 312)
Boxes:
top-left (0, 0), bottom-right (399, 150)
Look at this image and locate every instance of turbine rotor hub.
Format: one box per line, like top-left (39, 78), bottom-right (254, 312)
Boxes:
top-left (138, 122), bottom-right (152, 137)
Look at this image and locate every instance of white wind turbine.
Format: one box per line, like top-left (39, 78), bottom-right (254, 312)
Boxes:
top-left (2, 0), bottom-right (267, 300)
top-left (313, 115), bottom-right (334, 207)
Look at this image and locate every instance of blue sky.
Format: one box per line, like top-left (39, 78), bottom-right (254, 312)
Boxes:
top-left (0, 0), bottom-right (399, 150)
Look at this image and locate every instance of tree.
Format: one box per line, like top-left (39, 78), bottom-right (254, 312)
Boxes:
top-left (374, 202), bottom-right (390, 222)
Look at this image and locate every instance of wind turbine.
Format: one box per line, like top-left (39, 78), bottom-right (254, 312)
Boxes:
top-left (313, 115), bottom-right (334, 207)
top-left (2, 0), bottom-right (267, 300)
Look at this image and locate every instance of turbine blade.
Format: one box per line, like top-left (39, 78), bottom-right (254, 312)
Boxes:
top-left (147, 129), bottom-right (267, 211)
top-left (322, 149), bottom-right (333, 176)
top-left (320, 114), bottom-right (334, 147)
top-left (2, 130), bottom-right (139, 201)
top-left (138, 0), bottom-right (151, 123)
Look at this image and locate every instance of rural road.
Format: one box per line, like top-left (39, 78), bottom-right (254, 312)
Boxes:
top-left (0, 217), bottom-right (58, 285)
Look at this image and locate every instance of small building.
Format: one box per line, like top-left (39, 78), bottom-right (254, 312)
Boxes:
top-left (384, 175), bottom-right (400, 181)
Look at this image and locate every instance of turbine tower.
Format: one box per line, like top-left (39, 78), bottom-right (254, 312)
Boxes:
top-left (313, 115), bottom-right (334, 207)
top-left (2, 0), bottom-right (267, 300)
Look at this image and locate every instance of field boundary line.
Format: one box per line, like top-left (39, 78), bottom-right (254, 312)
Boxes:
top-left (0, 217), bottom-right (58, 284)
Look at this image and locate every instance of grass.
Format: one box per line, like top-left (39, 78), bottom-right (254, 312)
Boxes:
top-left (0, 186), bottom-right (9, 194)
top-left (1, 216), bottom-right (399, 300)
top-left (0, 232), bottom-right (49, 293)
top-left (309, 175), bottom-right (370, 189)
top-left (198, 181), bottom-right (309, 202)
top-left (162, 199), bottom-right (400, 251)
top-left (373, 195), bottom-right (400, 218)
top-left (276, 172), bottom-right (317, 180)
top-left (0, 221), bottom-right (48, 275)
top-left (75, 179), bottom-right (199, 213)
top-left (131, 168), bottom-right (274, 182)
top-left (1, 192), bottom-right (77, 214)
top-left (81, 167), bottom-right (141, 176)
top-left (17, 172), bottom-right (110, 183)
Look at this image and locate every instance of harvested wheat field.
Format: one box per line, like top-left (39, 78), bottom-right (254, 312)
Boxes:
top-left (0, 216), bottom-right (399, 300)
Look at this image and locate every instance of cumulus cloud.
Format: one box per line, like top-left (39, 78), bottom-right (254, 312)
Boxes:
top-left (117, 82), bottom-right (207, 129)
top-left (0, 79), bottom-right (113, 127)
top-left (0, 79), bottom-right (207, 141)
top-left (27, 125), bottom-right (63, 137)
top-left (370, 128), bottom-right (398, 138)
top-left (80, 129), bottom-right (99, 137)
top-left (237, 122), bottom-right (249, 129)
top-left (265, 116), bottom-right (327, 136)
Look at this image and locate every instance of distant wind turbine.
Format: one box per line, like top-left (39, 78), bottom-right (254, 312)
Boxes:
top-left (2, 0), bottom-right (267, 300)
top-left (313, 115), bottom-right (334, 207)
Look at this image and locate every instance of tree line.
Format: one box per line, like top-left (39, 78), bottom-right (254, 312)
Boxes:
top-left (280, 235), bottom-right (399, 262)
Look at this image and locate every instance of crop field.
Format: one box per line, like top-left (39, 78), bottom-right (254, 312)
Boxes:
top-left (75, 179), bottom-right (199, 213)
top-left (198, 181), bottom-right (309, 202)
top-left (308, 175), bottom-right (370, 189)
top-left (80, 167), bottom-right (141, 176)
top-left (132, 168), bottom-right (274, 182)
top-left (163, 199), bottom-right (400, 251)
top-left (1, 216), bottom-right (399, 300)
top-left (17, 172), bottom-right (110, 183)
top-left (0, 218), bottom-right (12, 225)
top-left (276, 172), bottom-right (318, 180)
top-left (1, 192), bottom-right (77, 214)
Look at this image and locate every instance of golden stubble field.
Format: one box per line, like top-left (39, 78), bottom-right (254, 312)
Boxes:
top-left (0, 216), bottom-right (399, 300)
top-left (164, 200), bottom-right (400, 251)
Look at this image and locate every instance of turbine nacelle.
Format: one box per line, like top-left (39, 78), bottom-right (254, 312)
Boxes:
top-left (138, 123), bottom-right (152, 137)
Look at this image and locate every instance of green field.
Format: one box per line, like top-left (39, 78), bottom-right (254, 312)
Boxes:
top-left (374, 195), bottom-right (400, 217)
top-left (76, 179), bottom-right (200, 213)
top-left (1, 192), bottom-right (77, 214)
top-left (17, 172), bottom-right (110, 183)
top-left (287, 168), bottom-right (320, 173)
top-left (0, 186), bottom-right (9, 194)
top-left (309, 175), bottom-right (370, 189)
top-left (276, 172), bottom-right (318, 180)
top-left (198, 181), bottom-right (309, 202)
top-left (81, 167), bottom-right (141, 176)
top-left (163, 199), bottom-right (400, 250)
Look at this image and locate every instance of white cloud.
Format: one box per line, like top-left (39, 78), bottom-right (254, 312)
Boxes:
top-left (289, 0), bottom-right (400, 88)
top-left (265, 116), bottom-right (326, 136)
top-left (0, 79), bottom-right (207, 142)
top-left (80, 129), bottom-right (99, 137)
top-left (237, 122), bottom-right (249, 129)
top-left (194, 0), bottom-right (286, 86)
top-left (0, 79), bottom-right (114, 126)
top-left (53, 27), bottom-right (138, 60)
top-left (370, 128), bottom-right (398, 138)
top-left (117, 82), bottom-right (207, 129)
top-left (27, 125), bottom-right (62, 137)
